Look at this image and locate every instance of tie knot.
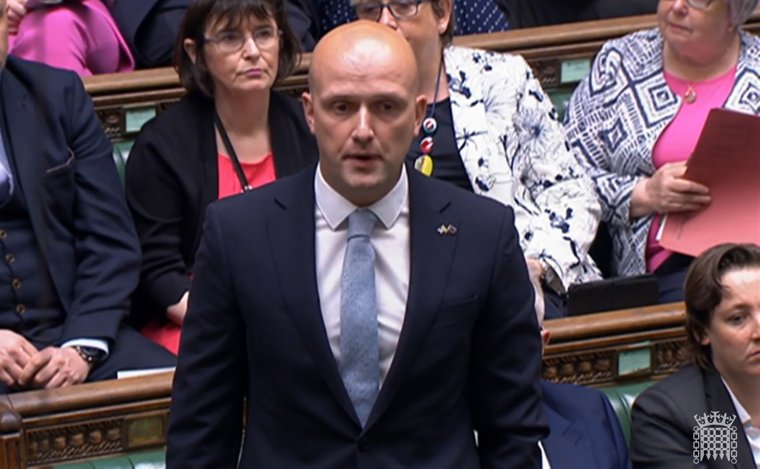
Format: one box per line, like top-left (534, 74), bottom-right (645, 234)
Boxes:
top-left (347, 209), bottom-right (377, 239)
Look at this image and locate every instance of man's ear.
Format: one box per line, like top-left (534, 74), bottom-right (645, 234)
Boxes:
top-left (301, 92), bottom-right (316, 134)
top-left (183, 39), bottom-right (198, 65)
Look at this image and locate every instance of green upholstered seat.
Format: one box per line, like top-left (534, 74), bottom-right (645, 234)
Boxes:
top-left (54, 449), bottom-right (166, 469)
top-left (600, 381), bottom-right (654, 445)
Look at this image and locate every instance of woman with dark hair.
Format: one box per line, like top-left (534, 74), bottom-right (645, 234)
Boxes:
top-left (631, 243), bottom-right (760, 468)
top-left (125, 0), bottom-right (317, 353)
top-left (352, 0), bottom-right (602, 318)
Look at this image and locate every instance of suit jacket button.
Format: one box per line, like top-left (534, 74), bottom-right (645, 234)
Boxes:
top-left (358, 438), bottom-right (370, 452)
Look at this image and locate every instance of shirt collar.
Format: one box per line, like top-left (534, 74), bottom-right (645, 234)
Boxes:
top-left (721, 377), bottom-right (752, 427)
top-left (314, 164), bottom-right (408, 231)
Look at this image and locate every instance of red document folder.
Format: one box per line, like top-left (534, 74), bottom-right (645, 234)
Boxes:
top-left (659, 108), bottom-right (760, 257)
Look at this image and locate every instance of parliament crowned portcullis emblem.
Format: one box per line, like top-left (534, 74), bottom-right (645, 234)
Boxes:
top-left (693, 411), bottom-right (738, 464)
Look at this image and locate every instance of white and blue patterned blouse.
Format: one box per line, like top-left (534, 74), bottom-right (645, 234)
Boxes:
top-left (564, 28), bottom-right (760, 277)
top-left (444, 45), bottom-right (602, 291)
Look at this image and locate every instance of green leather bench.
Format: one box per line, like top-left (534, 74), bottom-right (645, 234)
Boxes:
top-left (600, 380), bottom-right (654, 445)
top-left (54, 449), bottom-right (165, 468)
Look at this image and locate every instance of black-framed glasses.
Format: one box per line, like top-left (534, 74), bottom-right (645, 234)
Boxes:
top-left (354, 0), bottom-right (432, 21)
top-left (203, 27), bottom-right (280, 54)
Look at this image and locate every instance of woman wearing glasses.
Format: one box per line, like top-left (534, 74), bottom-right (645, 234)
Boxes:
top-left (353, 0), bottom-right (602, 318)
top-left (125, 0), bottom-right (317, 353)
top-left (564, 0), bottom-right (760, 303)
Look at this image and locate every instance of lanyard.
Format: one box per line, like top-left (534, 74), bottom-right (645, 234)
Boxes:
top-left (214, 111), bottom-right (253, 193)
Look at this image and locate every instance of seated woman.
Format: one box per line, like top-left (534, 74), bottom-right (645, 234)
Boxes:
top-left (630, 243), bottom-right (760, 467)
top-left (352, 0), bottom-right (602, 318)
top-left (7, 0), bottom-right (134, 76)
top-left (125, 0), bottom-right (318, 354)
top-left (564, 0), bottom-right (760, 303)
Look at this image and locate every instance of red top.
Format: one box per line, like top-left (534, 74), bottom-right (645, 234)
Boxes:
top-left (217, 152), bottom-right (276, 198)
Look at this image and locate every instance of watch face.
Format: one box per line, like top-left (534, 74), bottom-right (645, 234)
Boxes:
top-left (76, 346), bottom-right (105, 363)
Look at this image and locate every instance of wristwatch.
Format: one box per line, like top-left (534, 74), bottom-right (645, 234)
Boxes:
top-left (72, 346), bottom-right (106, 365)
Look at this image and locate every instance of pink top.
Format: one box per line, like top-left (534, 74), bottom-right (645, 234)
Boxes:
top-left (646, 66), bottom-right (736, 271)
top-left (217, 153), bottom-right (277, 199)
top-left (9, 0), bottom-right (134, 77)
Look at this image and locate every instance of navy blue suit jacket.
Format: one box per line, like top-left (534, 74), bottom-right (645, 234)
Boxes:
top-left (0, 57), bottom-right (140, 344)
top-left (108, 0), bottom-right (189, 67)
top-left (167, 165), bottom-right (548, 468)
top-left (542, 381), bottom-right (632, 469)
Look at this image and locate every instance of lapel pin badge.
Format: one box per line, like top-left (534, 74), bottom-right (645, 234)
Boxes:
top-left (437, 224), bottom-right (457, 236)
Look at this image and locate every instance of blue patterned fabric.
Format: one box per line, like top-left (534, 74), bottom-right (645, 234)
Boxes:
top-left (443, 46), bottom-right (601, 291)
top-left (317, 0), bottom-right (356, 32)
top-left (453, 0), bottom-right (510, 35)
top-left (316, 0), bottom-right (509, 36)
top-left (339, 208), bottom-right (379, 427)
top-left (564, 28), bottom-right (760, 277)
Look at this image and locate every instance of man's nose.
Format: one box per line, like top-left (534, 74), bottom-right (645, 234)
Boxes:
top-left (352, 107), bottom-right (374, 142)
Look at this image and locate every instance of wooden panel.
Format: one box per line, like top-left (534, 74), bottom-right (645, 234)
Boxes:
top-left (543, 303), bottom-right (688, 386)
top-left (1, 373), bottom-right (172, 468)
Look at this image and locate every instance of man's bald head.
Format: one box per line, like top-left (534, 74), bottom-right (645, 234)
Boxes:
top-left (308, 20), bottom-right (419, 95)
top-left (301, 20), bottom-right (426, 207)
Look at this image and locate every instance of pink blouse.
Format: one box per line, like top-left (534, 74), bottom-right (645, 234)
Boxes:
top-left (646, 66), bottom-right (736, 272)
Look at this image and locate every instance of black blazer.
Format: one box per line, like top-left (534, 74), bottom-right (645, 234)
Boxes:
top-left (631, 364), bottom-right (757, 469)
top-left (125, 91), bottom-right (317, 326)
top-left (1, 57), bottom-right (140, 343)
top-left (167, 165), bottom-right (548, 468)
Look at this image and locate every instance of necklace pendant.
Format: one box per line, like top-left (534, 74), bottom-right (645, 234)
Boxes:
top-left (419, 136), bottom-right (434, 154)
top-left (422, 117), bottom-right (438, 135)
top-left (684, 86), bottom-right (697, 104)
top-left (414, 155), bottom-right (434, 176)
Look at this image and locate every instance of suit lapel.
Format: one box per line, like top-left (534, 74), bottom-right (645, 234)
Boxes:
top-left (703, 369), bottom-right (756, 469)
top-left (265, 167), bottom-right (356, 422)
top-left (365, 170), bottom-right (458, 429)
top-left (0, 71), bottom-right (47, 259)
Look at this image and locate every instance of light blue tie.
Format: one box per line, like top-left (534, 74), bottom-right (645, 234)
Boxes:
top-left (339, 208), bottom-right (379, 426)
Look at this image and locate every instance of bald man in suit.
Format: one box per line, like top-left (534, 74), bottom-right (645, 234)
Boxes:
top-left (167, 20), bottom-right (547, 468)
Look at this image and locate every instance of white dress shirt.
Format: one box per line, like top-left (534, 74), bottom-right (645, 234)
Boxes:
top-left (539, 441), bottom-right (552, 469)
top-left (723, 378), bottom-right (760, 468)
top-left (314, 165), bottom-right (410, 386)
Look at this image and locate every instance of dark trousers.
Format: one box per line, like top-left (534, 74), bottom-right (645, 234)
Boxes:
top-left (544, 285), bottom-right (568, 319)
top-left (654, 253), bottom-right (693, 304)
